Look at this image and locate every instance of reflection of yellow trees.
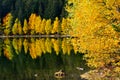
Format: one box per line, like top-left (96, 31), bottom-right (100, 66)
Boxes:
top-left (39, 38), bottom-right (46, 54)
top-left (51, 38), bottom-right (60, 55)
top-left (12, 38), bottom-right (22, 54)
top-left (4, 45), bottom-right (13, 60)
top-left (62, 38), bottom-right (67, 54)
top-left (28, 38), bottom-right (46, 59)
top-left (3, 38), bottom-right (13, 60)
top-left (45, 38), bottom-right (52, 53)
top-left (3, 38), bottom-right (78, 59)
top-left (71, 38), bottom-right (79, 54)
top-left (23, 39), bottom-right (29, 54)
top-left (62, 38), bottom-right (72, 55)
top-left (29, 39), bottom-right (37, 59)
top-left (35, 39), bottom-right (42, 56)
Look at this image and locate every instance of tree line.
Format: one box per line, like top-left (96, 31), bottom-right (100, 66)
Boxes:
top-left (0, 13), bottom-right (71, 35)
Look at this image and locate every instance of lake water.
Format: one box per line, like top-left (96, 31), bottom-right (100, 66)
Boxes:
top-left (0, 38), bottom-right (89, 80)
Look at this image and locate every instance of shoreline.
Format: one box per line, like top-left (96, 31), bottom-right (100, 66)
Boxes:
top-left (0, 34), bottom-right (72, 38)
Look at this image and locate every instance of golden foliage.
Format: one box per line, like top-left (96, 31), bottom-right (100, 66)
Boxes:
top-left (2, 13), bottom-right (69, 35)
top-left (61, 18), bottom-right (67, 34)
top-left (40, 19), bottom-right (46, 34)
top-left (52, 17), bottom-right (59, 34)
top-left (35, 16), bottom-right (42, 34)
top-left (61, 18), bottom-right (72, 34)
top-left (45, 19), bottom-right (52, 34)
top-left (1, 38), bottom-right (80, 59)
top-left (62, 38), bottom-right (72, 55)
top-left (3, 38), bottom-right (13, 60)
top-left (4, 45), bottom-right (13, 60)
top-left (45, 38), bottom-right (52, 53)
top-left (12, 18), bottom-right (18, 34)
top-left (35, 39), bottom-right (42, 56)
top-left (12, 18), bottom-right (23, 35)
top-left (3, 13), bottom-right (13, 35)
top-left (28, 13), bottom-right (37, 34)
top-left (12, 38), bottom-right (22, 54)
top-left (67, 0), bottom-right (120, 78)
top-left (67, 0), bottom-right (120, 53)
top-left (51, 38), bottom-right (60, 55)
top-left (39, 38), bottom-right (46, 54)
top-left (23, 39), bottom-right (29, 54)
top-left (23, 19), bottom-right (28, 34)
top-left (29, 39), bottom-right (37, 59)
top-left (18, 20), bottom-right (22, 34)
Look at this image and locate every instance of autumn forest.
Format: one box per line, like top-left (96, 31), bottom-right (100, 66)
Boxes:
top-left (0, 0), bottom-right (120, 80)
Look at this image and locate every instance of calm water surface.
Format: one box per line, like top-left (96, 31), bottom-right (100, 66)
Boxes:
top-left (0, 38), bottom-right (89, 80)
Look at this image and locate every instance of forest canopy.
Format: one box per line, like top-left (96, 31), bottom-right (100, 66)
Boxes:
top-left (0, 0), bottom-right (67, 22)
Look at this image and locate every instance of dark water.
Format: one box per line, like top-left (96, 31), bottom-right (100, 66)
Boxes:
top-left (0, 38), bottom-right (89, 80)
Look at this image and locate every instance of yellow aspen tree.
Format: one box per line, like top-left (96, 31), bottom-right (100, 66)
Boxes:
top-left (45, 19), bottom-right (52, 34)
top-left (12, 18), bottom-right (18, 35)
top-left (40, 19), bottom-right (46, 34)
top-left (23, 19), bottom-right (28, 34)
top-left (3, 13), bottom-right (13, 35)
top-left (28, 13), bottom-right (36, 34)
top-left (52, 17), bottom-right (59, 34)
top-left (61, 18), bottom-right (67, 34)
top-left (18, 20), bottom-right (23, 35)
top-left (35, 16), bottom-right (42, 34)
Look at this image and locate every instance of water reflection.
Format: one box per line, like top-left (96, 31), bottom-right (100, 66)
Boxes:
top-left (1, 38), bottom-right (79, 60)
top-left (0, 38), bottom-right (88, 80)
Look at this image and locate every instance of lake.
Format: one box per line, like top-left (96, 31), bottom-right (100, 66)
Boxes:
top-left (0, 38), bottom-right (89, 80)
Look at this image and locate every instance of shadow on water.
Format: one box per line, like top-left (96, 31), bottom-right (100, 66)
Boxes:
top-left (0, 38), bottom-right (89, 80)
